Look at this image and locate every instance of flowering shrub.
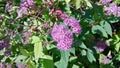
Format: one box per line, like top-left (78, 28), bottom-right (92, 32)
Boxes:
top-left (0, 0), bottom-right (120, 68)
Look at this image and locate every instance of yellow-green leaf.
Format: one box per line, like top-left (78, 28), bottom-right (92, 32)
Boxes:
top-left (65, 0), bottom-right (71, 4)
top-left (84, 0), bottom-right (92, 8)
top-left (34, 42), bottom-right (43, 63)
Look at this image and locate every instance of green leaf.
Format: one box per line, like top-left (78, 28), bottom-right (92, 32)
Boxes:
top-left (75, 0), bottom-right (81, 9)
top-left (100, 21), bottom-right (112, 37)
top-left (69, 57), bottom-right (77, 62)
top-left (114, 35), bottom-right (120, 44)
top-left (20, 49), bottom-right (32, 56)
top-left (15, 55), bottom-right (27, 63)
top-left (72, 64), bottom-right (79, 68)
top-left (84, 0), bottom-right (92, 8)
top-left (61, 51), bottom-right (70, 63)
top-left (65, 0), bottom-right (71, 4)
top-left (116, 54), bottom-right (120, 61)
top-left (40, 55), bottom-right (53, 60)
top-left (115, 42), bottom-right (120, 52)
top-left (27, 59), bottom-right (36, 68)
top-left (79, 42), bottom-right (87, 49)
top-left (34, 42), bottom-right (43, 63)
top-left (31, 36), bottom-right (40, 43)
top-left (42, 59), bottom-right (54, 68)
top-left (55, 60), bottom-right (67, 68)
top-left (55, 51), bottom-right (70, 68)
top-left (87, 50), bottom-right (96, 63)
top-left (81, 50), bottom-right (86, 56)
top-left (92, 25), bottom-right (108, 38)
top-left (70, 48), bottom-right (75, 55)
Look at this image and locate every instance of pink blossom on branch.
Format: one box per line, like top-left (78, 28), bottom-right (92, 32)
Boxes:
top-left (95, 39), bottom-right (110, 52)
top-left (16, 7), bottom-right (28, 18)
top-left (64, 18), bottom-right (81, 34)
top-left (51, 24), bottom-right (73, 50)
top-left (20, 0), bottom-right (36, 10)
top-left (99, 0), bottom-right (111, 5)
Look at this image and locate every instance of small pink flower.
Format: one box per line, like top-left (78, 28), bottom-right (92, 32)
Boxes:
top-left (51, 24), bottom-right (73, 50)
top-left (64, 18), bottom-right (81, 34)
top-left (16, 7), bottom-right (28, 18)
top-left (96, 39), bottom-right (110, 52)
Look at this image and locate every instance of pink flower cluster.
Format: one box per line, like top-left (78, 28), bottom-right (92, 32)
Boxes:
top-left (99, 55), bottom-right (112, 64)
top-left (104, 3), bottom-right (120, 17)
top-left (16, 0), bottom-right (35, 18)
top-left (99, 0), bottom-right (111, 5)
top-left (20, 0), bottom-right (36, 10)
top-left (17, 7), bottom-right (28, 18)
top-left (51, 24), bottom-right (73, 50)
top-left (64, 18), bottom-right (81, 34)
top-left (51, 10), bottom-right (81, 50)
top-left (96, 39), bottom-right (110, 52)
top-left (53, 10), bottom-right (69, 20)
top-left (99, 0), bottom-right (120, 17)
top-left (53, 10), bottom-right (81, 34)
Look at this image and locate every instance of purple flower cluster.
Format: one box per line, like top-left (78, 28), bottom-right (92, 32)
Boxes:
top-left (100, 0), bottom-right (120, 17)
top-left (16, 63), bottom-right (28, 68)
top-left (104, 3), bottom-right (118, 16)
top-left (51, 10), bottom-right (82, 50)
top-left (53, 10), bottom-right (81, 34)
top-left (20, 0), bottom-right (36, 10)
top-left (96, 39), bottom-right (110, 52)
top-left (64, 18), bottom-right (81, 34)
top-left (5, 0), bottom-right (13, 13)
top-left (51, 24), bottom-right (73, 50)
top-left (0, 63), bottom-right (28, 68)
top-left (99, 0), bottom-right (111, 5)
top-left (17, 7), bottom-right (28, 18)
top-left (52, 10), bottom-right (69, 20)
top-left (16, 0), bottom-right (35, 18)
top-left (0, 38), bottom-right (11, 56)
top-left (6, 63), bottom-right (12, 68)
top-left (99, 55), bottom-right (112, 64)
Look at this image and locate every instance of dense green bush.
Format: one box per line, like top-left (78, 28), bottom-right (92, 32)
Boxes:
top-left (0, 0), bottom-right (120, 68)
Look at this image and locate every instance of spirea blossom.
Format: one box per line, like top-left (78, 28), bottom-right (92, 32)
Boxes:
top-left (117, 7), bottom-right (120, 17)
top-left (0, 62), bottom-right (5, 68)
top-left (104, 3), bottom-right (117, 16)
top-left (96, 39), bottom-right (109, 52)
top-left (16, 63), bottom-right (28, 68)
top-left (0, 38), bottom-right (11, 56)
top-left (0, 39), bottom-right (10, 50)
top-left (53, 10), bottom-right (69, 20)
top-left (16, 7), bottom-right (28, 18)
top-left (99, 0), bottom-right (111, 5)
top-left (5, 0), bottom-right (13, 13)
top-left (99, 55), bottom-right (112, 64)
top-left (109, 3), bottom-right (117, 15)
top-left (51, 24), bottom-right (73, 50)
top-left (17, 0), bottom-right (35, 18)
top-left (64, 18), bottom-right (81, 34)
top-left (4, 50), bottom-right (11, 56)
top-left (6, 63), bottom-right (12, 68)
top-left (20, 0), bottom-right (35, 10)
top-left (51, 10), bottom-right (82, 50)
top-left (103, 2), bottom-right (120, 17)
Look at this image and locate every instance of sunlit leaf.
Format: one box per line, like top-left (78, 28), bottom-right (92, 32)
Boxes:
top-left (84, 0), bottom-right (92, 8)
top-left (34, 42), bottom-right (43, 63)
